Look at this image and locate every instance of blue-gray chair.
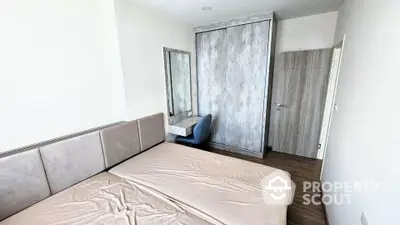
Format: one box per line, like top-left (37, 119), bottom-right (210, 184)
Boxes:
top-left (175, 114), bottom-right (212, 146)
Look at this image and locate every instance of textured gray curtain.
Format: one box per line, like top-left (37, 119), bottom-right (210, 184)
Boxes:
top-left (197, 21), bottom-right (270, 153)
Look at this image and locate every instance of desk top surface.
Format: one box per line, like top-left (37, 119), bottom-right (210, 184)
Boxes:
top-left (170, 117), bottom-right (202, 128)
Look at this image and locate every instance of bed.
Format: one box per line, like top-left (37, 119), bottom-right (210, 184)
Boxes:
top-left (0, 113), bottom-right (291, 225)
top-left (1, 172), bottom-right (214, 225)
top-left (109, 143), bottom-right (288, 225)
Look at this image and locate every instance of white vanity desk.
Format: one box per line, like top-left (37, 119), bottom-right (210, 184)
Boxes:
top-left (168, 116), bottom-right (202, 137)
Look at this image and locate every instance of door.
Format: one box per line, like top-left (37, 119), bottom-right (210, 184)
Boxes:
top-left (270, 49), bottom-right (332, 158)
top-left (196, 21), bottom-right (270, 153)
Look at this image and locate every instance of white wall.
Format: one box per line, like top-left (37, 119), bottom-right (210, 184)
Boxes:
top-left (276, 12), bottom-right (338, 53)
top-left (113, 0), bottom-right (193, 121)
top-left (0, 0), bottom-right (126, 152)
top-left (322, 0), bottom-right (400, 224)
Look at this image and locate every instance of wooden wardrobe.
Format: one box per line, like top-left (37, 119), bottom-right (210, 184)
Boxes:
top-left (194, 14), bottom-right (277, 157)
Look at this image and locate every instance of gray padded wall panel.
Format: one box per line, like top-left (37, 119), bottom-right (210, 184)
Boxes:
top-left (0, 149), bottom-right (50, 221)
top-left (100, 121), bottom-right (141, 168)
top-left (137, 113), bottom-right (165, 151)
top-left (39, 132), bottom-right (105, 194)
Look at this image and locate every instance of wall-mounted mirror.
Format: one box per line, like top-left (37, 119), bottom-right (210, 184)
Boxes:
top-left (163, 47), bottom-right (192, 117)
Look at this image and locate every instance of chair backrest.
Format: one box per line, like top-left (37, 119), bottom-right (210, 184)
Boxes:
top-left (193, 114), bottom-right (212, 144)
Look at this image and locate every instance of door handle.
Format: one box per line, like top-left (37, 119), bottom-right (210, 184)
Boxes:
top-left (275, 103), bottom-right (288, 111)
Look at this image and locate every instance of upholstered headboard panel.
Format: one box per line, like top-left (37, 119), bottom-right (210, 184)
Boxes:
top-left (0, 113), bottom-right (165, 220)
top-left (0, 149), bottom-right (50, 221)
top-left (39, 132), bottom-right (105, 194)
top-left (137, 113), bottom-right (165, 151)
top-left (100, 120), bottom-right (141, 168)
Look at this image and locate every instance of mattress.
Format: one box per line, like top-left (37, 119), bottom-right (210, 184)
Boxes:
top-left (109, 143), bottom-right (289, 225)
top-left (0, 172), bottom-right (214, 225)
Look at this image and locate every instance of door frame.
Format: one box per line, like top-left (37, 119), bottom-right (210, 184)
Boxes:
top-left (319, 36), bottom-right (346, 177)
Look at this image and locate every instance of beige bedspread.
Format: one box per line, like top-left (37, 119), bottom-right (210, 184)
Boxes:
top-left (109, 143), bottom-right (289, 225)
top-left (0, 172), bottom-right (214, 225)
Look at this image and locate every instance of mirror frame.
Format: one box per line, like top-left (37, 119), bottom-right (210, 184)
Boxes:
top-left (163, 47), bottom-right (192, 117)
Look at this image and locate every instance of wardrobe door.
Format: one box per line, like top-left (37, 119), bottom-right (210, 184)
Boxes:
top-left (224, 21), bottom-right (270, 152)
top-left (197, 21), bottom-right (270, 153)
top-left (197, 28), bottom-right (228, 147)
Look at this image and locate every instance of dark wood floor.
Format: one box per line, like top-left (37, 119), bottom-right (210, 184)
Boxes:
top-left (207, 147), bottom-right (326, 225)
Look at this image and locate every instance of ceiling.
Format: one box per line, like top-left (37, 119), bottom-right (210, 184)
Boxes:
top-left (131, 0), bottom-right (342, 26)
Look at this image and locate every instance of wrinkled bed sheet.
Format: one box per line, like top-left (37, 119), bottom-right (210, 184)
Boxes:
top-left (0, 172), bottom-right (214, 225)
top-left (109, 143), bottom-right (288, 225)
